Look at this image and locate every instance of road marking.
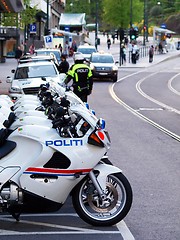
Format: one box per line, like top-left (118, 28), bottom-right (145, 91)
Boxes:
top-left (0, 214), bottom-right (132, 239)
top-left (137, 107), bottom-right (164, 111)
top-left (136, 72), bottom-right (180, 115)
top-left (117, 221), bottom-right (135, 240)
top-left (109, 73), bottom-right (180, 142)
top-left (168, 73), bottom-right (180, 96)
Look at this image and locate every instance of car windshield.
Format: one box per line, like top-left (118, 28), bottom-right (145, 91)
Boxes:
top-left (14, 65), bottom-right (57, 79)
top-left (91, 55), bottom-right (114, 63)
top-left (36, 50), bottom-right (61, 62)
top-left (78, 48), bottom-right (96, 54)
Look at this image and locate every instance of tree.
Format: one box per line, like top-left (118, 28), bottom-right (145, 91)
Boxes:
top-left (20, 0), bottom-right (39, 28)
top-left (0, 0), bottom-right (38, 29)
top-left (102, 0), bottom-right (143, 30)
top-left (65, 0), bottom-right (103, 26)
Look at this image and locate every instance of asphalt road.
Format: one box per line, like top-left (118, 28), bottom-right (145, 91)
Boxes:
top-left (88, 56), bottom-right (180, 240)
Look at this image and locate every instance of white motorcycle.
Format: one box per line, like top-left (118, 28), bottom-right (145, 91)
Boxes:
top-left (0, 96), bottom-right (133, 226)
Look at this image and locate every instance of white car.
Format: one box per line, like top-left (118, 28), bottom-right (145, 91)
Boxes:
top-left (35, 48), bottom-right (61, 64)
top-left (76, 44), bottom-right (97, 61)
top-left (6, 61), bottom-right (62, 100)
top-left (89, 52), bottom-right (119, 82)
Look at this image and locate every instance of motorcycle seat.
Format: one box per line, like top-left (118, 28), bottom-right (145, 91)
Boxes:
top-left (0, 140), bottom-right (16, 159)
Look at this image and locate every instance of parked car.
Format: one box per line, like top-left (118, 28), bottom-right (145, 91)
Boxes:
top-left (76, 44), bottom-right (97, 61)
top-left (35, 48), bottom-right (61, 64)
top-left (19, 54), bottom-right (58, 64)
top-left (6, 61), bottom-right (62, 100)
top-left (89, 52), bottom-right (119, 82)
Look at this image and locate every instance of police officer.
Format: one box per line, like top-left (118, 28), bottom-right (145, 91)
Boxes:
top-left (65, 54), bottom-right (93, 102)
top-left (58, 54), bottom-right (69, 73)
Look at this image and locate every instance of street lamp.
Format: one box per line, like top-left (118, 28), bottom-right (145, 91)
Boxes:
top-left (143, 0), bottom-right (148, 45)
top-left (46, 0), bottom-right (49, 34)
top-left (95, 1), bottom-right (98, 49)
top-left (130, 0), bottom-right (132, 28)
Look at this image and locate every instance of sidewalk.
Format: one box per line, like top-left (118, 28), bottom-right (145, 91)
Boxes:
top-left (97, 34), bottom-right (180, 68)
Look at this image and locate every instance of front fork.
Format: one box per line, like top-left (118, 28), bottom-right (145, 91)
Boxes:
top-left (89, 171), bottom-right (107, 200)
top-left (89, 163), bottom-right (122, 200)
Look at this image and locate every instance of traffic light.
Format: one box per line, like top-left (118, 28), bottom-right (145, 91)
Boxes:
top-left (114, 29), bottom-right (118, 39)
top-left (129, 27), bottom-right (138, 40)
top-left (130, 28), bottom-right (135, 40)
top-left (134, 29), bottom-right (138, 39)
top-left (44, 28), bottom-right (51, 36)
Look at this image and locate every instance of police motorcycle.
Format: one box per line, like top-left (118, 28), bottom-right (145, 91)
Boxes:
top-left (4, 78), bottom-right (96, 131)
top-left (0, 93), bottom-right (133, 226)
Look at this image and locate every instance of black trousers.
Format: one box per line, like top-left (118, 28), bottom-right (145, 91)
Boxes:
top-left (74, 91), bottom-right (88, 102)
top-left (132, 53), bottom-right (136, 64)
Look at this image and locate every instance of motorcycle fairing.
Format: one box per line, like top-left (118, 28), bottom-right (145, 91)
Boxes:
top-left (9, 115), bottom-right (52, 130)
top-left (20, 167), bottom-right (88, 203)
top-left (0, 167), bottom-right (21, 190)
top-left (94, 163), bottom-right (122, 192)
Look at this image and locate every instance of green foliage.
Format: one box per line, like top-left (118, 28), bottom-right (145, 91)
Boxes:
top-left (65, 0), bottom-right (103, 24)
top-left (20, 5), bottom-right (38, 26)
top-left (150, 5), bottom-right (163, 17)
top-left (1, 13), bottom-right (18, 27)
top-left (0, 0), bottom-right (39, 28)
top-left (102, 0), bottom-right (143, 30)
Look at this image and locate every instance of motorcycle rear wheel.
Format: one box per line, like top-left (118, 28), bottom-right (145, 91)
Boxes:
top-left (72, 172), bottom-right (132, 226)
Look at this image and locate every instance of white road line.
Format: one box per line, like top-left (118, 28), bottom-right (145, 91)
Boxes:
top-left (0, 216), bottom-right (101, 233)
top-left (117, 221), bottom-right (135, 240)
top-left (0, 214), bottom-right (127, 237)
top-left (168, 73), bottom-right (180, 96)
top-left (110, 72), bottom-right (180, 141)
top-left (136, 72), bottom-right (180, 115)
top-left (0, 231), bottom-right (122, 236)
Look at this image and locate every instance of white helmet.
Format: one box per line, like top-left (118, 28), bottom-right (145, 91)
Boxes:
top-left (74, 52), bottom-right (85, 62)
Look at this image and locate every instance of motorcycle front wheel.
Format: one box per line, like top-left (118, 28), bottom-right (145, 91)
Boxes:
top-left (72, 172), bottom-right (132, 226)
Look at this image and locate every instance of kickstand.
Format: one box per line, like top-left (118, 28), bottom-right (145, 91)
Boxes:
top-left (11, 212), bottom-right (21, 222)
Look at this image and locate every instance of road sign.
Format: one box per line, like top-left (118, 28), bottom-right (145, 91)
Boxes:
top-left (65, 27), bottom-right (70, 32)
top-left (44, 35), bottom-right (53, 48)
top-left (160, 23), bottom-right (167, 29)
top-left (30, 24), bottom-right (36, 34)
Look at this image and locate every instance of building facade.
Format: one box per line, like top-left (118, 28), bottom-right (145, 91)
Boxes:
top-left (0, 0), bottom-right (66, 59)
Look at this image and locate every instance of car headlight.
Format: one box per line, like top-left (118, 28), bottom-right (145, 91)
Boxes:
top-left (10, 87), bottom-right (22, 93)
top-left (90, 63), bottom-right (95, 70)
top-left (112, 65), bottom-right (118, 71)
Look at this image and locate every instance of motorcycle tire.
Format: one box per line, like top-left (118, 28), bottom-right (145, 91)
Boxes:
top-left (72, 172), bottom-right (132, 226)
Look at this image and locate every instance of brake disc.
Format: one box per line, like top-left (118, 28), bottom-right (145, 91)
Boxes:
top-left (87, 182), bottom-right (118, 213)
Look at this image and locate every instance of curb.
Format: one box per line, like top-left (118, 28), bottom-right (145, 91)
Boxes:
top-left (118, 52), bottom-right (180, 69)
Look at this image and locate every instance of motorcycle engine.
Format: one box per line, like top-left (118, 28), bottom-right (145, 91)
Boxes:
top-left (0, 183), bottom-right (23, 209)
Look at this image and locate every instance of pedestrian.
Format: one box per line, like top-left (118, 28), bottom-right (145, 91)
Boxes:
top-left (65, 54), bottom-right (93, 102)
top-left (29, 44), bottom-right (35, 54)
top-left (121, 44), bottom-right (126, 64)
top-left (58, 54), bottom-right (69, 73)
top-left (149, 45), bottom-right (154, 63)
top-left (63, 41), bottom-right (69, 57)
top-left (112, 34), bottom-right (115, 44)
top-left (107, 38), bottom-right (111, 50)
top-left (20, 41), bottom-right (24, 55)
top-left (58, 43), bottom-right (63, 54)
top-left (15, 46), bottom-right (23, 63)
top-left (131, 43), bottom-right (138, 64)
top-left (158, 42), bottom-right (163, 54)
top-left (71, 40), bottom-right (77, 52)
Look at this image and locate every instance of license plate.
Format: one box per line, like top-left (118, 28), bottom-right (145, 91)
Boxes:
top-left (99, 73), bottom-right (108, 75)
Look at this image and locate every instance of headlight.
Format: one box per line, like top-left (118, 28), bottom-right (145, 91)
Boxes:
top-left (10, 87), bottom-right (22, 93)
top-left (90, 63), bottom-right (95, 70)
top-left (112, 65), bottom-right (118, 71)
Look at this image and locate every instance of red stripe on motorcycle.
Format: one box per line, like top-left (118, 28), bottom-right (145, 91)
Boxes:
top-left (24, 167), bottom-right (92, 175)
